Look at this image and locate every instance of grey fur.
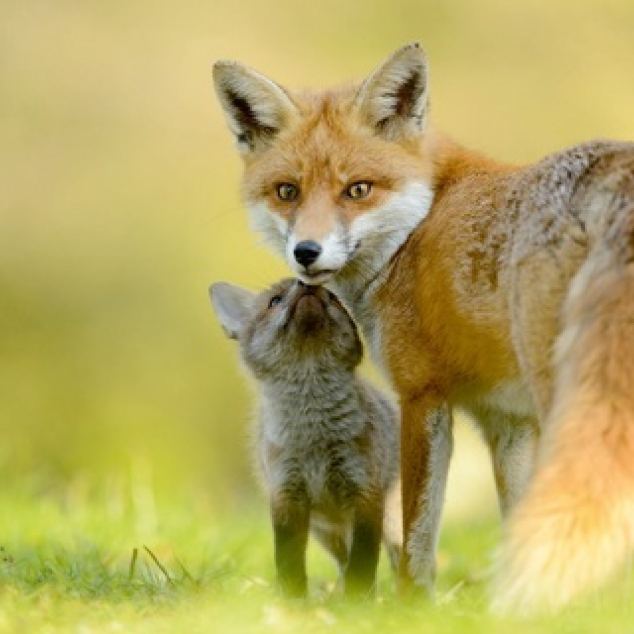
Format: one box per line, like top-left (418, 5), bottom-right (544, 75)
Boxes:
top-left (209, 278), bottom-right (401, 597)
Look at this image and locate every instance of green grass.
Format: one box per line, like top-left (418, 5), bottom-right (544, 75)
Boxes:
top-left (1, 477), bottom-right (633, 633)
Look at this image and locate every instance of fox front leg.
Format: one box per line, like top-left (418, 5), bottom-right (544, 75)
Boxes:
top-left (271, 491), bottom-right (310, 597)
top-left (398, 396), bottom-right (453, 597)
top-left (344, 492), bottom-right (384, 598)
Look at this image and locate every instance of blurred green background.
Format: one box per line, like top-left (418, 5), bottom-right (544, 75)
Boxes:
top-left (2, 0), bottom-right (634, 518)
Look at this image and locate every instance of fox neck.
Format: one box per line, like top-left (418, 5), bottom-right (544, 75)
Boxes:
top-left (329, 132), bottom-right (517, 367)
top-left (327, 265), bottom-right (391, 371)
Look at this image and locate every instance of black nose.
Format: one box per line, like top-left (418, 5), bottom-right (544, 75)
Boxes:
top-left (293, 241), bottom-right (322, 267)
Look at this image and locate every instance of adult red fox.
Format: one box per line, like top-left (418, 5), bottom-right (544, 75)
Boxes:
top-left (212, 43), bottom-right (634, 613)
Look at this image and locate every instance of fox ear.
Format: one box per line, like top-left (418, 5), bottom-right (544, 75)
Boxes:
top-left (213, 61), bottom-right (299, 154)
top-left (354, 43), bottom-right (429, 141)
top-left (209, 282), bottom-right (255, 340)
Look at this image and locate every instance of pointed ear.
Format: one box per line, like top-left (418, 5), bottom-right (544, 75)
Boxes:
top-left (354, 43), bottom-right (429, 141)
top-left (209, 282), bottom-right (256, 340)
top-left (212, 61), bottom-right (299, 154)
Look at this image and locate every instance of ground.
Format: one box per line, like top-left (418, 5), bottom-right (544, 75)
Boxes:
top-left (1, 477), bottom-right (632, 634)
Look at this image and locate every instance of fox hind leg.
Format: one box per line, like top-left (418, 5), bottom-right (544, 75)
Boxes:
top-left (310, 519), bottom-right (350, 582)
top-left (473, 409), bottom-right (538, 517)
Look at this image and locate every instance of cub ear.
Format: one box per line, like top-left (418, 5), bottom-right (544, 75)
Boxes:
top-left (209, 282), bottom-right (256, 340)
top-left (354, 43), bottom-right (429, 142)
top-left (212, 61), bottom-right (299, 154)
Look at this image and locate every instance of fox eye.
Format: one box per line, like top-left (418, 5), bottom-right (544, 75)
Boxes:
top-left (345, 181), bottom-right (372, 200)
top-left (276, 183), bottom-right (299, 202)
top-left (268, 294), bottom-right (283, 309)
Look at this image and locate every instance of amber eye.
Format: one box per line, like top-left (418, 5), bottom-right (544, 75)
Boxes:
top-left (276, 183), bottom-right (299, 201)
top-left (268, 295), bottom-right (283, 309)
top-left (345, 181), bottom-right (372, 200)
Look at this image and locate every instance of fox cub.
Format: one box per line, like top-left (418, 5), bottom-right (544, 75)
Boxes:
top-left (210, 279), bottom-right (401, 597)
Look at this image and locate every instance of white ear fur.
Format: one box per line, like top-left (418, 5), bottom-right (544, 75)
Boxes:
top-left (354, 42), bottom-right (429, 141)
top-left (212, 61), bottom-right (299, 154)
top-left (209, 282), bottom-right (256, 340)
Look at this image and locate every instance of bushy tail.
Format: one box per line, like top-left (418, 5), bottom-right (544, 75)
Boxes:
top-left (493, 244), bottom-right (634, 614)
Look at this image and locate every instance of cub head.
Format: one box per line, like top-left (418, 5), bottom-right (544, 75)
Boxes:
top-left (209, 279), bottom-right (363, 379)
top-left (212, 43), bottom-right (435, 286)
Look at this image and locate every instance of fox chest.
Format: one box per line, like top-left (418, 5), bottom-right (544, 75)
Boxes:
top-left (259, 439), bottom-right (370, 506)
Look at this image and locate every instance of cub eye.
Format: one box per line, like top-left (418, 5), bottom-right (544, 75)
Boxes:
top-left (268, 295), bottom-right (283, 309)
top-left (276, 183), bottom-right (299, 202)
top-left (345, 181), bottom-right (372, 200)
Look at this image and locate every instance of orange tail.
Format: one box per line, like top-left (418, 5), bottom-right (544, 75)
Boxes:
top-left (493, 245), bottom-right (634, 614)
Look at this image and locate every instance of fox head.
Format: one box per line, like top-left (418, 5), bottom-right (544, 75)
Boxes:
top-left (210, 279), bottom-right (363, 380)
top-left (213, 44), bottom-right (434, 286)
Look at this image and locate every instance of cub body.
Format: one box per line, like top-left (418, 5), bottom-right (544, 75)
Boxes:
top-left (210, 279), bottom-right (401, 597)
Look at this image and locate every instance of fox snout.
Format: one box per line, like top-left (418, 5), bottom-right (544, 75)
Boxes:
top-left (286, 227), bottom-right (350, 284)
top-left (293, 240), bottom-right (322, 268)
top-left (286, 280), bottom-right (343, 329)
top-left (289, 279), bottom-right (329, 311)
